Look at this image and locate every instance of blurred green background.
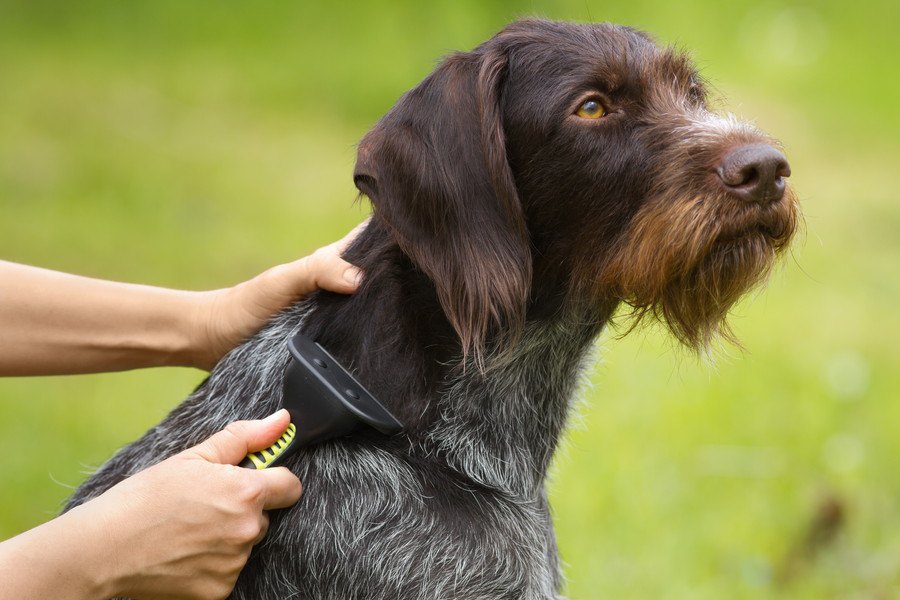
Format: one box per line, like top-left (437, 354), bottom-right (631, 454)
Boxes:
top-left (1, 1), bottom-right (898, 597)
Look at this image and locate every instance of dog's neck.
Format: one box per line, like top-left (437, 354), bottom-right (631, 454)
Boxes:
top-left (298, 223), bottom-right (614, 496)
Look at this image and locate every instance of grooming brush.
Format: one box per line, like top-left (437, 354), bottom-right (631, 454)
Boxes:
top-left (239, 333), bottom-right (403, 469)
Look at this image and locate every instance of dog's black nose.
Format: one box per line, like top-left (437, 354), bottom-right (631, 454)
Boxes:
top-left (717, 144), bottom-right (791, 204)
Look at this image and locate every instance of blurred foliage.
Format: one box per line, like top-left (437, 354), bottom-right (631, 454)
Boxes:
top-left (1, 1), bottom-right (898, 597)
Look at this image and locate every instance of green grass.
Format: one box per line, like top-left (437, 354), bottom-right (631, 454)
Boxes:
top-left (1, 1), bottom-right (898, 597)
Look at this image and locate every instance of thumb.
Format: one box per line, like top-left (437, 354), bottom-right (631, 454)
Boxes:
top-left (186, 409), bottom-right (292, 465)
top-left (315, 258), bottom-right (363, 295)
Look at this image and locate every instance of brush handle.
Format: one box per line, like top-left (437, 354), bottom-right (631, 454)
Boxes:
top-left (239, 422), bottom-right (298, 469)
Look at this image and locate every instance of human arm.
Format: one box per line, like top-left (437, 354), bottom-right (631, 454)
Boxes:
top-left (0, 410), bottom-right (302, 600)
top-left (0, 220), bottom-right (366, 375)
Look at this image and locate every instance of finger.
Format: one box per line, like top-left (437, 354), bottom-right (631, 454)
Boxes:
top-left (303, 220), bottom-right (369, 294)
top-left (256, 466), bottom-right (304, 510)
top-left (257, 220), bottom-right (370, 302)
top-left (253, 259), bottom-right (318, 302)
top-left (253, 513), bottom-right (270, 546)
top-left (315, 254), bottom-right (363, 295)
top-left (187, 410), bottom-right (292, 465)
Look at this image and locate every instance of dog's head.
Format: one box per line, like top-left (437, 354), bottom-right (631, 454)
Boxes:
top-left (354, 19), bottom-right (799, 356)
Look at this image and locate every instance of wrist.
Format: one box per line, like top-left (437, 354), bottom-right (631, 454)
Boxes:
top-left (180, 289), bottom-right (217, 370)
top-left (60, 502), bottom-right (123, 598)
top-left (183, 288), bottom-right (243, 371)
top-left (0, 504), bottom-right (120, 599)
top-left (65, 494), bottom-right (149, 599)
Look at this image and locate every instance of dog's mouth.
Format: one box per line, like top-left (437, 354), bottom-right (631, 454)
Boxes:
top-left (714, 224), bottom-right (775, 249)
top-left (714, 224), bottom-right (775, 250)
top-left (711, 194), bottom-right (798, 251)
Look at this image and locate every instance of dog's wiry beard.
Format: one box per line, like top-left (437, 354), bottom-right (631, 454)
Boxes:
top-left (562, 91), bottom-right (803, 351)
top-left (598, 179), bottom-right (799, 351)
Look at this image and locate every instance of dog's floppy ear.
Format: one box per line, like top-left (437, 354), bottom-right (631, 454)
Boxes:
top-left (354, 45), bottom-right (531, 361)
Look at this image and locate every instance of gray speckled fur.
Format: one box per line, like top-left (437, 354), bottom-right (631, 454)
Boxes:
top-left (67, 301), bottom-right (606, 599)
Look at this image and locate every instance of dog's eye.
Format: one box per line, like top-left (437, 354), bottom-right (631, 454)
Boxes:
top-left (575, 99), bottom-right (606, 120)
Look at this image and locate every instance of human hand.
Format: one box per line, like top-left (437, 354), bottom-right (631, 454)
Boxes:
top-left (78, 410), bottom-right (302, 600)
top-left (189, 220), bottom-right (368, 370)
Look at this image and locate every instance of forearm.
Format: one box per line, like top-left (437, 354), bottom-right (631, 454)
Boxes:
top-left (0, 504), bottom-right (115, 600)
top-left (0, 223), bottom-right (365, 375)
top-left (0, 261), bottom-right (199, 375)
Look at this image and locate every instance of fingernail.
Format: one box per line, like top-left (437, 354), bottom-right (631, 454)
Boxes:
top-left (343, 267), bottom-right (363, 287)
top-left (263, 409), bottom-right (287, 424)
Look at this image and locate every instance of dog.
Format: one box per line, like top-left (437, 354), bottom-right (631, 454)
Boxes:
top-left (66, 19), bottom-right (799, 599)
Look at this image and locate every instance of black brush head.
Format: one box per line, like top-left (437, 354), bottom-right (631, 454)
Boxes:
top-left (240, 333), bottom-right (403, 469)
top-left (282, 333), bottom-right (403, 444)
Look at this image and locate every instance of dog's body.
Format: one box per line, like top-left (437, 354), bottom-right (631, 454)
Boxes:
top-left (67, 20), bottom-right (798, 599)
